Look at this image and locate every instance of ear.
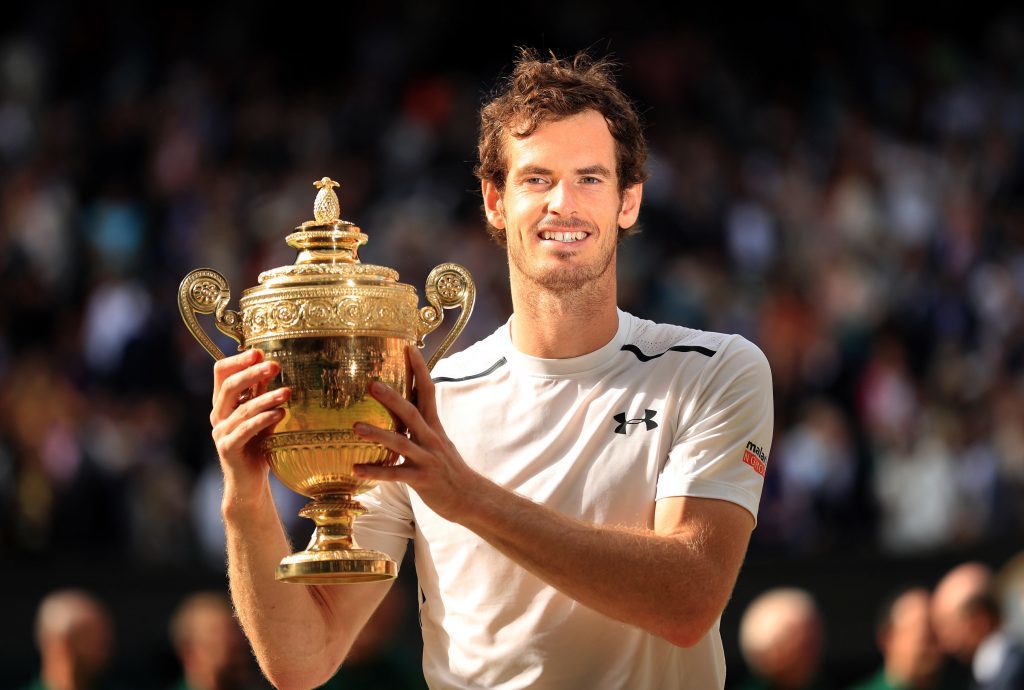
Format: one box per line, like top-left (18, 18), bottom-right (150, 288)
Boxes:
top-left (482, 179), bottom-right (506, 230)
top-left (617, 183), bottom-right (642, 229)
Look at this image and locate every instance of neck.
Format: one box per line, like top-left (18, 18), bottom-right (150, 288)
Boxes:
top-left (184, 667), bottom-right (216, 690)
top-left (41, 656), bottom-right (83, 690)
top-left (508, 266), bottom-right (618, 359)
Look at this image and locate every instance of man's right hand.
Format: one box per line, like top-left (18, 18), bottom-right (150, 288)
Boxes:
top-left (209, 348), bottom-right (291, 499)
top-left (208, 349), bottom-right (390, 690)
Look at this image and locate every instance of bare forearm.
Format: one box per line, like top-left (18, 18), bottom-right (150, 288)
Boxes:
top-left (457, 476), bottom-right (743, 647)
top-left (223, 483), bottom-right (341, 689)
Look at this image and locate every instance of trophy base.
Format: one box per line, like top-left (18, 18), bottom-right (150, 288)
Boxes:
top-left (275, 548), bottom-right (397, 584)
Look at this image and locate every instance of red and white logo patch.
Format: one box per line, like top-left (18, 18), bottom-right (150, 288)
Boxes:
top-left (742, 441), bottom-right (767, 477)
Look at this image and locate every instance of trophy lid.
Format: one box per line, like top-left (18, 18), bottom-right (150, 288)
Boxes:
top-left (252, 177), bottom-right (400, 290)
top-left (180, 175), bottom-right (474, 358)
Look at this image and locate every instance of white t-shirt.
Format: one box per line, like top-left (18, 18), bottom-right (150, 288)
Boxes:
top-left (356, 309), bottom-right (773, 690)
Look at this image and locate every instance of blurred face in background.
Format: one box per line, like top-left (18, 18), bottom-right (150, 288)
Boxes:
top-left (931, 563), bottom-right (996, 662)
top-left (739, 589), bottom-right (824, 690)
top-left (36, 591), bottom-right (114, 690)
top-left (172, 594), bottom-right (253, 690)
top-left (881, 589), bottom-right (942, 688)
top-left (65, 610), bottom-right (113, 688)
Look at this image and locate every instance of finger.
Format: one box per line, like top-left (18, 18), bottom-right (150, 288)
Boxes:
top-left (367, 381), bottom-right (438, 448)
top-left (223, 386), bottom-right (291, 430)
top-left (407, 345), bottom-right (440, 427)
top-left (212, 349), bottom-right (263, 403)
top-left (353, 422), bottom-right (432, 463)
top-left (353, 462), bottom-right (417, 482)
top-left (212, 360), bottom-right (281, 424)
top-left (216, 408), bottom-right (285, 460)
top-left (213, 386), bottom-right (291, 442)
top-left (252, 370), bottom-right (271, 399)
top-left (353, 462), bottom-right (419, 483)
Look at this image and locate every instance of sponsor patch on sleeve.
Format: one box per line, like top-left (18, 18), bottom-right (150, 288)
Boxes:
top-left (742, 441), bottom-right (767, 477)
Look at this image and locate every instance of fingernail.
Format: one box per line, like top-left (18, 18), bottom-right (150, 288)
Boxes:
top-left (353, 422), bottom-right (368, 434)
top-left (369, 381), bottom-right (383, 394)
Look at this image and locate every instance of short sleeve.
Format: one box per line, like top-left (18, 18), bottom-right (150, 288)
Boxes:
top-left (656, 335), bottom-right (774, 522)
top-left (353, 480), bottom-right (415, 568)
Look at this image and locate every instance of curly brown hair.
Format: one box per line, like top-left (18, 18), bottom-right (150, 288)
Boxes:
top-left (475, 48), bottom-right (648, 244)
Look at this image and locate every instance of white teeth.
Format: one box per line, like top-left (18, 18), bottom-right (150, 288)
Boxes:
top-left (541, 231), bottom-right (588, 242)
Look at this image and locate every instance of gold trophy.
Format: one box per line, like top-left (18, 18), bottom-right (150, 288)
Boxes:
top-left (178, 177), bottom-right (475, 584)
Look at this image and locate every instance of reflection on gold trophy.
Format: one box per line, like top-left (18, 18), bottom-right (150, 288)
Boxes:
top-left (178, 177), bottom-right (475, 584)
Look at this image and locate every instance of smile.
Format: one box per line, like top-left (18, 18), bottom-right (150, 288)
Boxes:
top-left (539, 230), bottom-right (589, 243)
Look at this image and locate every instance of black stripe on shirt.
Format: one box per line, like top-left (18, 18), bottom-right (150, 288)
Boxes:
top-left (620, 343), bottom-right (717, 361)
top-left (432, 357), bottom-right (508, 384)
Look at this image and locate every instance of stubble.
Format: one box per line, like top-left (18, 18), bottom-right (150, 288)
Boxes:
top-left (508, 217), bottom-right (617, 294)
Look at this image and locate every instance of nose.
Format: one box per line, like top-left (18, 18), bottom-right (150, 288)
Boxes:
top-left (545, 180), bottom-right (577, 216)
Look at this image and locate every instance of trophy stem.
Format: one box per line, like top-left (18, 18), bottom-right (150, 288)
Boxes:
top-left (275, 494), bottom-right (397, 584)
top-left (300, 496), bottom-right (363, 552)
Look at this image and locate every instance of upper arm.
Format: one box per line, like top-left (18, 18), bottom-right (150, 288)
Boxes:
top-left (316, 578), bottom-right (396, 668)
top-left (647, 337), bottom-right (771, 640)
top-left (654, 494), bottom-right (753, 584)
top-left (652, 495), bottom-right (754, 642)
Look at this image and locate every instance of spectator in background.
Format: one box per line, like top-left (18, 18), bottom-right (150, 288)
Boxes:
top-left (737, 588), bottom-right (829, 690)
top-left (847, 587), bottom-right (946, 690)
top-left (22, 589), bottom-right (114, 690)
top-left (997, 552), bottom-right (1024, 646)
top-left (168, 591), bottom-right (261, 690)
top-left (932, 562), bottom-right (1024, 689)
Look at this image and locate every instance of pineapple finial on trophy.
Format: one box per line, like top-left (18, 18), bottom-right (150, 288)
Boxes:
top-left (313, 177), bottom-right (341, 224)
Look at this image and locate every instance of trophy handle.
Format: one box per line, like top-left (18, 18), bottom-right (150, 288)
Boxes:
top-left (416, 263), bottom-right (476, 371)
top-left (178, 268), bottom-right (244, 361)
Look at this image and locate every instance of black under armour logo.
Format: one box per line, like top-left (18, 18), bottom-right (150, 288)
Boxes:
top-left (613, 409), bottom-right (658, 435)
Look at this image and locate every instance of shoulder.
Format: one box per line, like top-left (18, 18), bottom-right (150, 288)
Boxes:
top-left (622, 312), bottom-right (729, 359)
top-left (430, 326), bottom-right (508, 384)
top-left (622, 312), bottom-right (770, 380)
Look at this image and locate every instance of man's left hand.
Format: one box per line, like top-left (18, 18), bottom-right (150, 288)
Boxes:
top-left (353, 345), bottom-right (482, 521)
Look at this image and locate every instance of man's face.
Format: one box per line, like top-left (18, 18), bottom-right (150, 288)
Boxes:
top-left (483, 110), bottom-right (641, 292)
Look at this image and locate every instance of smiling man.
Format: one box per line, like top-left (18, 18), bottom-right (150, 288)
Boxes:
top-left (208, 50), bottom-right (774, 690)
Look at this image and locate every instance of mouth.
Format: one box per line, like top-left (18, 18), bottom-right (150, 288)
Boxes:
top-left (538, 229), bottom-right (591, 244)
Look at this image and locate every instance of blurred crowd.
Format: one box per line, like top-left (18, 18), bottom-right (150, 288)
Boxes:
top-left (20, 555), bottom-right (1024, 689)
top-left (2, 7), bottom-right (1023, 569)
top-left (736, 555), bottom-right (1024, 689)
top-left (2, 4), bottom-right (1024, 685)
top-left (20, 583), bottom-right (426, 690)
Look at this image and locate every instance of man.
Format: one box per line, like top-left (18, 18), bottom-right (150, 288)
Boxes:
top-left (22, 589), bottom-right (114, 690)
top-left (209, 50), bottom-right (773, 689)
top-left (848, 588), bottom-right (944, 690)
top-left (737, 588), bottom-right (827, 690)
top-left (932, 562), bottom-right (1024, 689)
top-left (168, 591), bottom-right (259, 690)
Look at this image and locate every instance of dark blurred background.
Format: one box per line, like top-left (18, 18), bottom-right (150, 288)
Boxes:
top-left (2, 1), bottom-right (1024, 688)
